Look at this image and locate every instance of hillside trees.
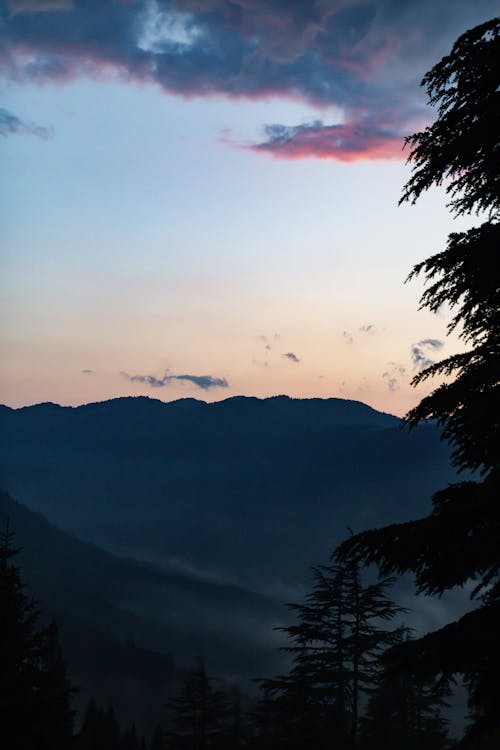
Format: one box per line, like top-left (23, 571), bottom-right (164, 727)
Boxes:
top-left (335, 16), bottom-right (500, 745)
top-left (0, 523), bottom-right (74, 749)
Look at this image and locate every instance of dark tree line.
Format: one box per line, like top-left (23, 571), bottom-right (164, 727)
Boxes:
top-left (74, 699), bottom-right (149, 750)
top-left (0, 523), bottom-right (151, 750)
top-left (0, 522), bottom-right (450, 749)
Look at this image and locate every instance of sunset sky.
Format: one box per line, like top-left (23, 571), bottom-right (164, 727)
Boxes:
top-left (1, 0), bottom-right (495, 415)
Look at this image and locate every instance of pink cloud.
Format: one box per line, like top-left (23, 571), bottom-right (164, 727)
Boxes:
top-left (250, 119), bottom-right (405, 162)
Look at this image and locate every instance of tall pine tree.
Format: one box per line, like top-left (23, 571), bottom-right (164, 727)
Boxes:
top-left (256, 558), bottom-right (405, 748)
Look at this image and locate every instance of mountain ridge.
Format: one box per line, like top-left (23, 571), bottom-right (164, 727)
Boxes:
top-left (0, 393), bottom-right (451, 592)
top-left (1, 393), bottom-right (399, 424)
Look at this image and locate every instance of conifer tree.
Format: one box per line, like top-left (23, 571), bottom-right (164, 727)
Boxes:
top-left (75, 698), bottom-right (148, 750)
top-left (120, 724), bottom-right (141, 750)
top-left (166, 660), bottom-right (232, 750)
top-left (150, 724), bottom-right (167, 750)
top-left (37, 620), bottom-right (75, 749)
top-left (360, 630), bottom-right (450, 750)
top-left (335, 16), bottom-right (500, 746)
top-left (74, 698), bottom-right (100, 749)
top-left (0, 522), bottom-right (74, 749)
top-left (256, 558), bottom-right (405, 748)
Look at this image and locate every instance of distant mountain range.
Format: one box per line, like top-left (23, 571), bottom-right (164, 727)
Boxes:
top-left (0, 395), bottom-right (455, 590)
top-left (0, 395), bottom-right (459, 731)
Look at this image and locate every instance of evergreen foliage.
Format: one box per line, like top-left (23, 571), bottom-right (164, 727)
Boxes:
top-left (150, 725), bottom-right (167, 750)
top-left (74, 698), bottom-right (147, 750)
top-left (400, 17), bottom-right (500, 217)
top-left (255, 559), bottom-right (406, 748)
top-left (336, 15), bottom-right (500, 746)
top-left (0, 522), bottom-right (74, 749)
top-left (166, 660), bottom-right (233, 750)
top-left (360, 629), bottom-right (450, 750)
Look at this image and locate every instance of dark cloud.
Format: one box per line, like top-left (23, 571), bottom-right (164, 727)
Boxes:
top-left (174, 373), bottom-right (229, 389)
top-left (359, 324), bottom-right (375, 334)
top-left (0, 107), bottom-right (51, 138)
top-left (411, 338), bottom-right (444, 372)
top-left (122, 370), bottom-right (229, 390)
top-left (342, 330), bottom-right (354, 345)
top-left (282, 352), bottom-right (300, 363)
top-left (0, 0), bottom-right (493, 160)
top-left (81, 368), bottom-right (95, 374)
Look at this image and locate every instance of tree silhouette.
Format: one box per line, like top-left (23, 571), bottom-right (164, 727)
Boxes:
top-left (336, 16), bottom-right (499, 746)
top-left (74, 698), bottom-right (148, 750)
top-left (37, 620), bottom-right (75, 749)
top-left (166, 660), bottom-right (232, 750)
top-left (360, 629), bottom-right (450, 750)
top-left (150, 724), bottom-right (167, 750)
top-left (0, 522), bottom-right (74, 749)
top-left (256, 558), bottom-right (405, 748)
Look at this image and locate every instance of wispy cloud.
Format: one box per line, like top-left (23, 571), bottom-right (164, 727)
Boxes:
top-left (282, 352), bottom-right (300, 364)
top-left (81, 369), bottom-right (95, 375)
top-left (252, 358), bottom-right (269, 368)
top-left (0, 108), bottom-right (51, 138)
top-left (382, 362), bottom-right (407, 392)
top-left (122, 370), bottom-right (229, 390)
top-left (411, 339), bottom-right (444, 371)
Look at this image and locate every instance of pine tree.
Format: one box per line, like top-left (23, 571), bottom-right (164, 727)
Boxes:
top-left (335, 16), bottom-right (500, 746)
top-left (150, 724), bottom-right (167, 750)
top-left (120, 724), bottom-right (141, 750)
top-left (0, 522), bottom-right (74, 749)
top-left (256, 558), bottom-right (405, 748)
top-left (37, 620), bottom-right (75, 749)
top-left (166, 661), bottom-right (232, 750)
top-left (74, 698), bottom-right (100, 749)
top-left (75, 698), bottom-right (148, 750)
top-left (360, 630), bottom-right (450, 750)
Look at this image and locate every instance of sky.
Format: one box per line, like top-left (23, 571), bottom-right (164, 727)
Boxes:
top-left (0, 0), bottom-right (496, 415)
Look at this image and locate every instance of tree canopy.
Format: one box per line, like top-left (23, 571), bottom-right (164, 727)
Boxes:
top-left (255, 560), bottom-right (409, 749)
top-left (400, 17), bottom-right (500, 217)
top-left (336, 15), bottom-right (500, 747)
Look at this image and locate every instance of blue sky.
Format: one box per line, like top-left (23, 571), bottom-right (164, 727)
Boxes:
top-left (0, 0), bottom-right (495, 413)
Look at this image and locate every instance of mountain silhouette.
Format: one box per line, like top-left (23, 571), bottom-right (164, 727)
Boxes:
top-left (0, 395), bottom-right (455, 592)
